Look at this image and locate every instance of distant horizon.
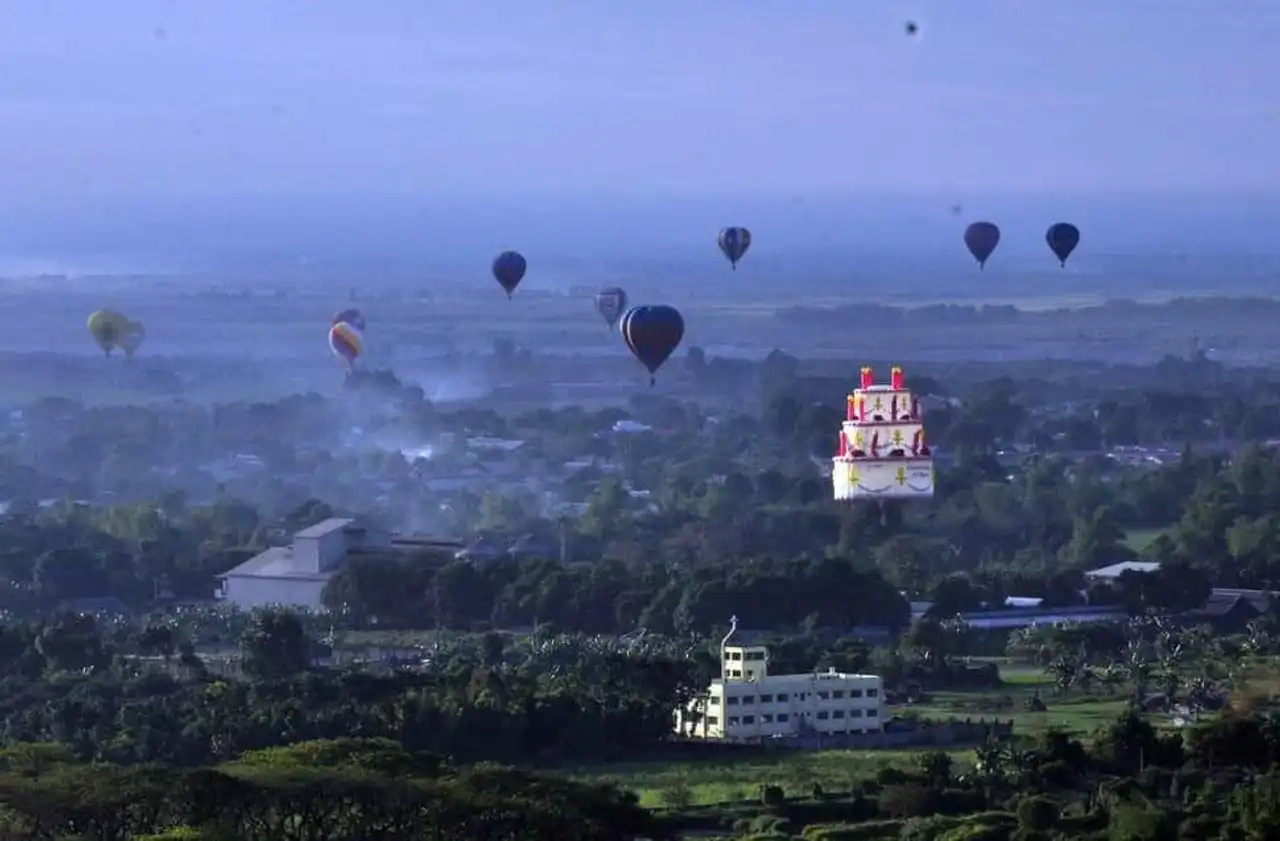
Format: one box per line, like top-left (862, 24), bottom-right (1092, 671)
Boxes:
top-left (1, 193), bottom-right (1280, 272)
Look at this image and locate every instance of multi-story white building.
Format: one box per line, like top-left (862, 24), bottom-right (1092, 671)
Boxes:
top-left (676, 617), bottom-right (885, 741)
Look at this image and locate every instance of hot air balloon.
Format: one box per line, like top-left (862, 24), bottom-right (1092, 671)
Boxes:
top-left (86, 309), bottom-right (129, 356)
top-left (620, 304), bottom-right (685, 386)
top-left (1046, 222), bottom-right (1080, 267)
top-left (331, 308), bottom-right (366, 332)
top-left (492, 250), bottom-right (527, 298)
top-left (963, 222), bottom-right (1001, 269)
top-left (717, 227), bottom-right (752, 270)
top-left (595, 286), bottom-right (628, 329)
top-left (329, 321), bottom-right (364, 373)
top-left (118, 319), bottom-right (146, 358)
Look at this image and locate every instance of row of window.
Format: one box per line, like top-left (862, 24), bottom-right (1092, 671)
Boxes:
top-left (707, 708), bottom-right (880, 727)
top-left (726, 650), bottom-right (767, 661)
top-left (714, 687), bottom-right (878, 706)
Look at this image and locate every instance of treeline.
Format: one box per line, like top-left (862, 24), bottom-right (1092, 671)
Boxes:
top-left (776, 295), bottom-right (1280, 328)
top-left (321, 443), bottom-right (1280, 635)
top-left (0, 739), bottom-right (663, 841)
top-left (12, 438), bottom-right (1280, 638)
top-left (12, 709), bottom-right (1280, 839)
top-left (0, 610), bottom-right (699, 768)
top-left (324, 553), bottom-right (911, 635)
top-left (694, 708), bottom-right (1280, 840)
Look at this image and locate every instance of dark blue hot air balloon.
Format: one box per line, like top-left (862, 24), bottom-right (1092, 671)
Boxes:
top-left (491, 250), bottom-right (528, 298)
top-left (595, 286), bottom-right (628, 329)
top-left (963, 221), bottom-right (1001, 270)
top-left (620, 304), bottom-right (685, 386)
top-left (1045, 223), bottom-right (1080, 268)
top-left (717, 227), bottom-right (752, 270)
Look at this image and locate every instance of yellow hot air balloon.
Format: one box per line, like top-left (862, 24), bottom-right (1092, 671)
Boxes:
top-left (118, 319), bottom-right (146, 358)
top-left (86, 309), bottom-right (130, 356)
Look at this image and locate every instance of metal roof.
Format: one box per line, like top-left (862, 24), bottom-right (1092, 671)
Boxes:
top-left (293, 518), bottom-right (355, 540)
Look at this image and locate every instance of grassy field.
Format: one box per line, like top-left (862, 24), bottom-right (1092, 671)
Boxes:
top-left (574, 748), bottom-right (973, 808)
top-left (575, 664), bottom-right (1134, 808)
top-left (1122, 528), bottom-right (1166, 553)
top-left (906, 663), bottom-right (1130, 744)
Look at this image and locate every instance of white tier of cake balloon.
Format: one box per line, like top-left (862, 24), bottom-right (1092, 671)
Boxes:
top-left (831, 365), bottom-right (935, 501)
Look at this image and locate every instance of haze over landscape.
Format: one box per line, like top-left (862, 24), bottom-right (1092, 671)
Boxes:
top-left (0, 1), bottom-right (1276, 278)
top-left (5, 6), bottom-right (1280, 840)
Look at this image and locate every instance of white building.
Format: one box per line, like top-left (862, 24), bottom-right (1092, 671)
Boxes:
top-left (1083, 561), bottom-right (1162, 581)
top-left (215, 517), bottom-right (447, 612)
top-left (676, 617), bottom-right (885, 741)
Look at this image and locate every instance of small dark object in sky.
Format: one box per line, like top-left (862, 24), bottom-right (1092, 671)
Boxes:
top-left (905, 21), bottom-right (919, 36)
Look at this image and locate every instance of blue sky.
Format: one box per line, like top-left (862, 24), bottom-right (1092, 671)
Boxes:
top-left (0, 0), bottom-right (1274, 203)
top-left (0, 1), bottom-right (1277, 272)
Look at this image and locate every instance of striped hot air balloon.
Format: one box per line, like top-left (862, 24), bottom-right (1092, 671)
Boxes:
top-left (329, 321), bottom-right (364, 372)
top-left (595, 286), bottom-right (628, 329)
top-left (717, 227), bottom-right (752, 270)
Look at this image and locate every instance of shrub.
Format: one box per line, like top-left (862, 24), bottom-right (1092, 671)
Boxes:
top-left (1014, 795), bottom-right (1059, 832)
top-left (878, 783), bottom-right (938, 818)
top-left (800, 819), bottom-right (903, 841)
top-left (938, 824), bottom-right (1012, 841)
top-left (761, 784), bottom-right (786, 807)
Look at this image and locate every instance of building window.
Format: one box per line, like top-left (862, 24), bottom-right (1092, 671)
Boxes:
top-left (850, 709), bottom-right (863, 718)
top-left (817, 711), bottom-right (829, 720)
top-left (728, 717), bottom-right (740, 726)
top-left (867, 688), bottom-right (879, 697)
top-left (798, 692), bottom-right (807, 700)
top-left (832, 710), bottom-right (845, 719)
top-left (707, 716), bottom-right (719, 725)
top-left (730, 669), bottom-right (742, 677)
top-left (776, 693), bottom-right (789, 702)
top-left (742, 696), bottom-right (755, 705)
top-left (850, 689), bottom-right (864, 698)
top-left (777, 713), bottom-right (790, 723)
top-left (742, 715), bottom-right (755, 724)
top-left (832, 690), bottom-right (845, 699)
top-left (817, 691), bottom-right (829, 700)
top-left (762, 714), bottom-right (774, 723)
top-left (760, 694), bottom-right (773, 703)
top-left (727, 696), bottom-right (739, 705)
top-left (708, 696), bottom-right (720, 706)
top-left (868, 709), bottom-right (878, 717)
top-left (730, 651), bottom-right (742, 660)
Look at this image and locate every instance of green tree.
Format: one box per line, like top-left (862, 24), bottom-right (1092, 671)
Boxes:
top-left (240, 608), bottom-right (311, 679)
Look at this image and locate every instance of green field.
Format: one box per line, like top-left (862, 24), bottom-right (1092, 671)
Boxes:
top-left (576, 665), bottom-right (1134, 808)
top-left (575, 748), bottom-right (970, 808)
top-left (1122, 528), bottom-right (1166, 553)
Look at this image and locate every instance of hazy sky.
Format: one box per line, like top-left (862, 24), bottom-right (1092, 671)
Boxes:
top-left (1, 0), bottom-right (1276, 206)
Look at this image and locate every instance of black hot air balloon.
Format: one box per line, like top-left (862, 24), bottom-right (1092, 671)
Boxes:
top-left (717, 227), bottom-right (752, 270)
top-left (491, 250), bottom-right (528, 298)
top-left (1045, 223), bottom-right (1080, 268)
top-left (963, 221), bottom-right (1001, 270)
top-left (595, 286), bottom-right (628, 329)
top-left (620, 304), bottom-right (685, 386)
